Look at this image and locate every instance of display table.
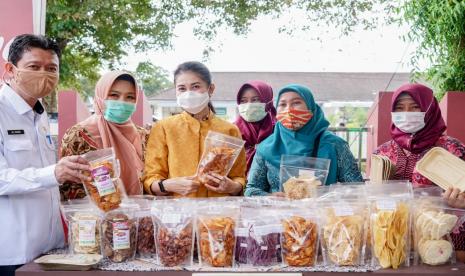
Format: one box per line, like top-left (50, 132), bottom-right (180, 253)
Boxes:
top-left (16, 262), bottom-right (465, 276)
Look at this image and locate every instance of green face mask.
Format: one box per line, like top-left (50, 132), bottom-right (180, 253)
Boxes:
top-left (238, 102), bottom-right (267, 122)
top-left (104, 100), bottom-right (136, 124)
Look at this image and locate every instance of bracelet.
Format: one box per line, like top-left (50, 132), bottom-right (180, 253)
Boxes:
top-left (158, 179), bottom-right (167, 193)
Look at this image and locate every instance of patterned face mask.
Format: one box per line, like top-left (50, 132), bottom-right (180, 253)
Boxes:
top-left (276, 108), bottom-right (313, 131)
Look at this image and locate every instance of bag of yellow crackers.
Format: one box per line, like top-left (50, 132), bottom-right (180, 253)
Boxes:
top-left (318, 184), bottom-right (369, 267)
top-left (61, 199), bottom-right (103, 255)
top-left (413, 195), bottom-right (465, 266)
top-left (367, 182), bottom-right (412, 269)
top-left (279, 155), bottom-right (330, 200)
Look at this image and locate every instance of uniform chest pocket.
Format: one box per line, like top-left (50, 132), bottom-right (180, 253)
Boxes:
top-left (4, 138), bottom-right (34, 151)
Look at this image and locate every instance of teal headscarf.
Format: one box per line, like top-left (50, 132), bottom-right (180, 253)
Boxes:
top-left (256, 84), bottom-right (340, 185)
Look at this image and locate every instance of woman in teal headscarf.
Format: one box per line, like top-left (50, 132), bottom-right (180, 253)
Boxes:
top-left (244, 84), bottom-right (363, 196)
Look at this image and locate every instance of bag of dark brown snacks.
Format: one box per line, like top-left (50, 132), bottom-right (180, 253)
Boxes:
top-left (101, 207), bottom-right (138, 263)
top-left (130, 195), bottom-right (156, 259)
top-left (153, 199), bottom-right (194, 267)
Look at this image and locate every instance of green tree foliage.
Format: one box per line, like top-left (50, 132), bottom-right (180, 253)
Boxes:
top-left (135, 61), bottom-right (172, 97)
top-left (46, 0), bottom-right (394, 92)
top-left (46, 0), bottom-right (174, 91)
top-left (328, 106), bottom-right (368, 128)
top-left (401, 0), bottom-right (465, 97)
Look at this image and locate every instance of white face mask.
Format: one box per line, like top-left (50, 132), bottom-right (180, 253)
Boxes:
top-left (238, 102), bottom-right (267, 122)
top-left (391, 112), bottom-right (426, 133)
top-left (176, 90), bottom-right (210, 114)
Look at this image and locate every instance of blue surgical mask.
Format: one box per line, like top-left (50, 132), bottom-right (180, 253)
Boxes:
top-left (104, 100), bottom-right (136, 124)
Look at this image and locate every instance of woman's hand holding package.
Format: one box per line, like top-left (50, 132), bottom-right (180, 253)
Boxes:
top-left (204, 172), bottom-right (242, 195)
top-left (443, 187), bottom-right (465, 209)
top-left (164, 176), bottom-right (200, 196)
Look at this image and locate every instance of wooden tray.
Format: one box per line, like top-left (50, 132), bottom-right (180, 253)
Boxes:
top-left (416, 147), bottom-right (465, 192)
top-left (34, 254), bottom-right (102, 271)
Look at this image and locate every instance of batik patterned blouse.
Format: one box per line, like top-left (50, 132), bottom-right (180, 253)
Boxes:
top-left (59, 124), bottom-right (148, 201)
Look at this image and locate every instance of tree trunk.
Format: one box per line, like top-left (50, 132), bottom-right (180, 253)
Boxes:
top-left (42, 38), bottom-right (68, 113)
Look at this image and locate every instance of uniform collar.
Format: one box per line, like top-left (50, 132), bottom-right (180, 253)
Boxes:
top-left (1, 84), bottom-right (44, 115)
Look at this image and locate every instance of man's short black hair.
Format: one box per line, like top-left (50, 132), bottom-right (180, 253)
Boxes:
top-left (8, 34), bottom-right (61, 65)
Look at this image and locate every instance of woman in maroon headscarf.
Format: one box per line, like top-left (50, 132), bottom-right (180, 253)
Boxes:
top-left (234, 81), bottom-right (276, 174)
top-left (374, 83), bottom-right (465, 261)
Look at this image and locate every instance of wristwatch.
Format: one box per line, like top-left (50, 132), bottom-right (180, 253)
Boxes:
top-left (158, 179), bottom-right (167, 193)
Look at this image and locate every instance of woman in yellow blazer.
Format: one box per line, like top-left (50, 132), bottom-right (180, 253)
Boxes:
top-left (143, 61), bottom-right (246, 197)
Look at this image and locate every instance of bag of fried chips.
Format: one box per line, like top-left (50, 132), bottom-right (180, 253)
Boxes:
top-left (276, 199), bottom-right (319, 267)
top-left (196, 200), bottom-right (240, 268)
top-left (280, 155), bottom-right (330, 200)
top-left (82, 148), bottom-right (127, 212)
top-left (318, 184), bottom-right (369, 267)
top-left (367, 182), bottom-right (412, 269)
top-left (413, 196), bottom-right (465, 266)
top-left (195, 131), bottom-right (245, 188)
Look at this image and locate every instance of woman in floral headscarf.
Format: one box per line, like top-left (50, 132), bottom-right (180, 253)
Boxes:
top-left (374, 83), bottom-right (465, 261)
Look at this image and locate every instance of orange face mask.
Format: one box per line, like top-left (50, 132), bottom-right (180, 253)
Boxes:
top-left (276, 108), bottom-right (313, 131)
top-left (12, 66), bottom-right (59, 99)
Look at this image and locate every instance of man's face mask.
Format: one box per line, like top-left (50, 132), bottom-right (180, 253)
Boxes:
top-left (10, 65), bottom-right (59, 99)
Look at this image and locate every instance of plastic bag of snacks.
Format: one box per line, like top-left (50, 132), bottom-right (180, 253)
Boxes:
top-left (101, 206), bottom-right (138, 263)
top-left (367, 182), bottom-right (412, 269)
top-left (235, 202), bottom-right (283, 267)
top-left (413, 186), bottom-right (444, 198)
top-left (196, 131), bottom-right (245, 187)
top-left (130, 195), bottom-right (157, 259)
top-left (235, 197), bottom-right (264, 265)
top-left (62, 199), bottom-right (103, 255)
top-left (413, 196), bottom-right (464, 266)
top-left (318, 184), bottom-right (369, 266)
top-left (82, 148), bottom-right (126, 212)
top-left (278, 200), bottom-right (319, 267)
top-left (197, 200), bottom-right (240, 268)
top-left (152, 199), bottom-right (195, 267)
top-left (280, 155), bottom-right (330, 200)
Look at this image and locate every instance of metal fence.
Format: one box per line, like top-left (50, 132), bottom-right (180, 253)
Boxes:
top-left (328, 127), bottom-right (369, 172)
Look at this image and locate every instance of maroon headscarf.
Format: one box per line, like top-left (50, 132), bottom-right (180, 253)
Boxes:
top-left (234, 80), bottom-right (276, 173)
top-left (391, 83), bottom-right (446, 154)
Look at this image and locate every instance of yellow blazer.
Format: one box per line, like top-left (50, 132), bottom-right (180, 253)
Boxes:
top-left (143, 111), bottom-right (246, 197)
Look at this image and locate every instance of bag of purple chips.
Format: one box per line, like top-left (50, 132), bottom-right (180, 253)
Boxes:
top-left (235, 224), bottom-right (250, 265)
top-left (248, 223), bottom-right (283, 266)
top-left (235, 203), bottom-right (283, 267)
